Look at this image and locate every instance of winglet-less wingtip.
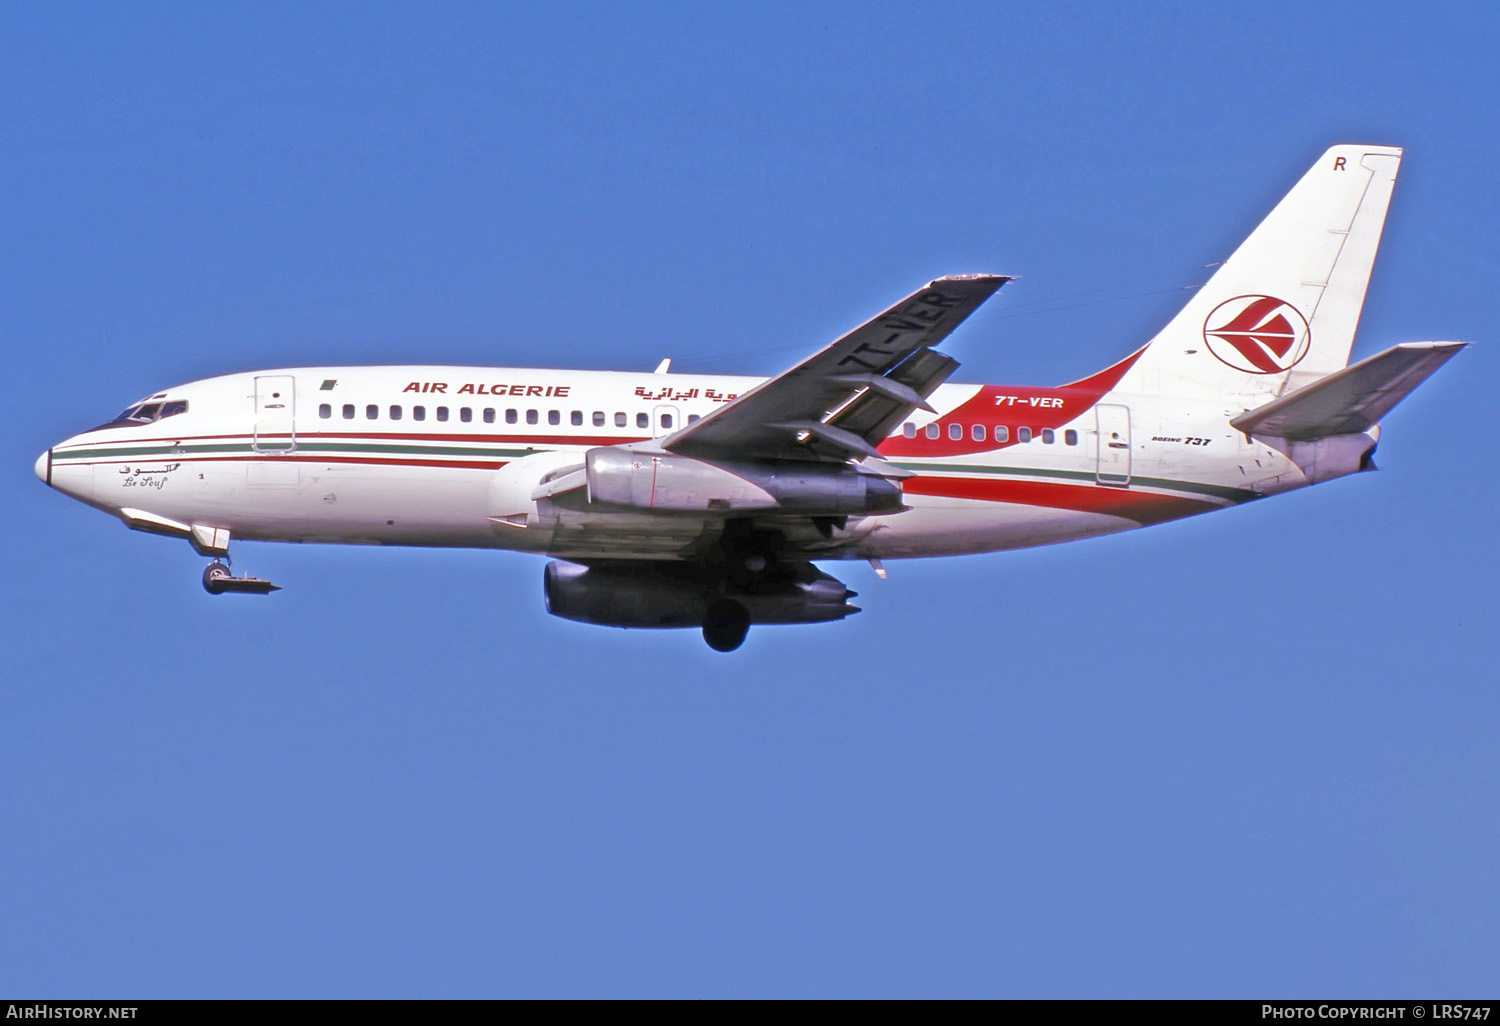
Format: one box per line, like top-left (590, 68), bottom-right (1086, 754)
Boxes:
top-left (930, 273), bottom-right (1012, 285)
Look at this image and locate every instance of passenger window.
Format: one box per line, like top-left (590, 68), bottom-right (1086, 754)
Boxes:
top-left (636, 412), bottom-right (649, 429)
top-left (948, 423), bottom-right (962, 441)
top-left (1042, 428), bottom-right (1054, 444)
top-left (483, 408), bottom-right (495, 424)
top-left (925, 423), bottom-right (940, 439)
top-left (526, 410), bottom-right (539, 425)
top-left (505, 409), bottom-right (517, 424)
top-left (593, 411), bottom-right (605, 427)
top-left (319, 403), bottom-right (332, 419)
top-left (413, 406), bottom-right (425, 421)
top-left (1018, 427), bottom-right (1032, 443)
top-left (390, 405), bottom-right (403, 420)
top-left (903, 423), bottom-right (916, 439)
top-left (615, 412), bottom-right (627, 428)
top-left (688, 414), bottom-right (700, 424)
top-left (1065, 429), bottom-right (1078, 445)
top-left (436, 407), bottom-right (448, 422)
top-left (661, 414), bottom-right (673, 429)
top-left (366, 405), bottom-right (379, 420)
top-left (972, 424), bottom-right (985, 441)
top-left (995, 425), bottom-right (1009, 442)
top-left (343, 404), bottom-right (355, 420)
top-left (548, 410), bottom-right (560, 426)
top-left (460, 408), bottom-right (472, 423)
top-left (571, 411), bottom-right (583, 426)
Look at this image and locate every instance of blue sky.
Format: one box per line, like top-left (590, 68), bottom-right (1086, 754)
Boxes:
top-left (3, 1), bottom-right (1496, 998)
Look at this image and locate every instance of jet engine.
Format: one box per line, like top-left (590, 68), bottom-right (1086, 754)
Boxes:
top-left (581, 448), bottom-right (904, 515)
top-left (543, 559), bottom-right (859, 650)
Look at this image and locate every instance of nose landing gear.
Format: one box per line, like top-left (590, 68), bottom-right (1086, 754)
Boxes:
top-left (202, 559), bottom-right (281, 595)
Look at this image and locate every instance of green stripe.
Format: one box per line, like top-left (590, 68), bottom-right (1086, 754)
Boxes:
top-left (888, 460), bottom-right (1259, 503)
top-left (59, 442), bottom-right (247, 460)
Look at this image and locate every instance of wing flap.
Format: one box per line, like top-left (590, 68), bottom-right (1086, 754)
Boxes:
top-left (1231, 342), bottom-right (1466, 440)
top-left (826, 346), bottom-right (961, 446)
top-left (662, 274), bottom-right (1009, 463)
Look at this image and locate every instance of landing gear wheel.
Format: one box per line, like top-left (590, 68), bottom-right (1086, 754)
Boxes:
top-left (702, 599), bottom-right (751, 653)
top-left (203, 562), bottom-right (232, 595)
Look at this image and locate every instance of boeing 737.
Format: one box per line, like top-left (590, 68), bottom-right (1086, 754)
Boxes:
top-left (35, 144), bottom-right (1464, 650)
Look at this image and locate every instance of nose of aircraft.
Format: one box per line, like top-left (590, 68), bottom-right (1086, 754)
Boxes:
top-left (37, 438), bottom-right (99, 506)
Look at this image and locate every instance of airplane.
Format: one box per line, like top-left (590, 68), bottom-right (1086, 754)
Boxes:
top-left (35, 143), bottom-right (1465, 651)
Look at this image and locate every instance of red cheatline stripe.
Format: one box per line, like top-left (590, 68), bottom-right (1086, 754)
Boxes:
top-left (299, 431), bottom-right (644, 446)
top-left (903, 476), bottom-right (1220, 525)
top-left (277, 455), bottom-right (506, 471)
top-left (71, 454), bottom-right (512, 472)
top-left (69, 430), bottom-right (649, 448)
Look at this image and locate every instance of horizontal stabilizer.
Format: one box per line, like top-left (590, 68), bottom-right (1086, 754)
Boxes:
top-left (1231, 342), bottom-right (1466, 440)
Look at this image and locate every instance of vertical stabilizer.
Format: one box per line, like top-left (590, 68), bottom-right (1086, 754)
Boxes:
top-left (1115, 144), bottom-right (1402, 400)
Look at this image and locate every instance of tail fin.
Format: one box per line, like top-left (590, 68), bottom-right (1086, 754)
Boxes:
top-left (1115, 144), bottom-right (1402, 399)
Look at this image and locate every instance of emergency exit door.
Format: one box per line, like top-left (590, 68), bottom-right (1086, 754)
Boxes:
top-left (253, 375), bottom-right (296, 453)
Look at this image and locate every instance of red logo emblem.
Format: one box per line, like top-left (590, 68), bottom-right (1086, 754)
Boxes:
top-left (1202, 295), bottom-right (1311, 374)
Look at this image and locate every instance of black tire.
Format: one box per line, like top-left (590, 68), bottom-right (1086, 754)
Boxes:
top-left (702, 599), bottom-right (751, 653)
top-left (203, 562), bottom-right (232, 595)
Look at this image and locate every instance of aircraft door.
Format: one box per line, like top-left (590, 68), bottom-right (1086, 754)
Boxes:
top-left (653, 405), bottom-right (679, 437)
top-left (254, 375), bottom-right (296, 453)
top-left (1095, 404), bottom-right (1131, 486)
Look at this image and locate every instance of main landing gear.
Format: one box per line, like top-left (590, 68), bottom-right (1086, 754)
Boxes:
top-left (702, 599), bottom-right (751, 653)
top-left (202, 559), bottom-right (281, 596)
top-left (190, 528), bottom-right (279, 595)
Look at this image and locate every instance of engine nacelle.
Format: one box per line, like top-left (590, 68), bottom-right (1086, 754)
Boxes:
top-left (544, 560), bottom-right (859, 628)
top-left (584, 447), bottom-right (903, 516)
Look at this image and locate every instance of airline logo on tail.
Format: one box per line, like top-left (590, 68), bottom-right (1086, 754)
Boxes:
top-left (1203, 295), bottom-right (1311, 374)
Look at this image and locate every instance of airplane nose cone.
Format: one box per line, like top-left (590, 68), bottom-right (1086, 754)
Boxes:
top-left (35, 449), bottom-right (51, 486)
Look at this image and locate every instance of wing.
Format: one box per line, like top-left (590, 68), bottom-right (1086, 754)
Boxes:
top-left (660, 274), bottom-right (1010, 463)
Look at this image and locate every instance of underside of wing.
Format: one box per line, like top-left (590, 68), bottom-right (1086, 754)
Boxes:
top-left (659, 274), bottom-right (1010, 463)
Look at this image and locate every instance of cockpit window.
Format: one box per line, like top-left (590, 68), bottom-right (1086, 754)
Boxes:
top-left (98, 399), bottom-right (189, 430)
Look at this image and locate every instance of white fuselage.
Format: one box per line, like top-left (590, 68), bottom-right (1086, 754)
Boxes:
top-left (40, 363), bottom-right (1333, 564)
